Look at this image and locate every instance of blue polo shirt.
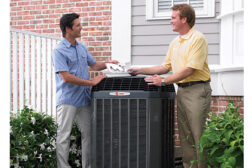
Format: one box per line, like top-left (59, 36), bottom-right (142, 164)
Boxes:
top-left (52, 38), bottom-right (96, 107)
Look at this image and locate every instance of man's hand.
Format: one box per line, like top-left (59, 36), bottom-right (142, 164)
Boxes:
top-left (127, 67), bottom-right (141, 76)
top-left (144, 75), bottom-right (162, 86)
top-left (91, 74), bottom-right (107, 86)
top-left (107, 60), bottom-right (119, 64)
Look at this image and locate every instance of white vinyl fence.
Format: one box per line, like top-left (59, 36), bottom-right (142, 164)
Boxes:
top-left (10, 28), bottom-right (61, 117)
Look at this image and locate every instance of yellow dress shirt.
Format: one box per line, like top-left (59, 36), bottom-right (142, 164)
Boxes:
top-left (162, 28), bottom-right (210, 83)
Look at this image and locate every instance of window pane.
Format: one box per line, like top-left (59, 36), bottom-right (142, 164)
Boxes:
top-left (158, 0), bottom-right (172, 12)
top-left (189, 0), bottom-right (204, 9)
top-left (174, 0), bottom-right (188, 5)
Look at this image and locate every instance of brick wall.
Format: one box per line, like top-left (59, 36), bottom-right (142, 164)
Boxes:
top-left (10, 0), bottom-right (112, 62)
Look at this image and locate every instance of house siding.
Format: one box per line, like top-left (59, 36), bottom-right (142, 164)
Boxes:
top-left (131, 0), bottom-right (221, 65)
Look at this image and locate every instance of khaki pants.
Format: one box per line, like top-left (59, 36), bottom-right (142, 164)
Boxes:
top-left (177, 83), bottom-right (211, 168)
top-left (56, 104), bottom-right (91, 168)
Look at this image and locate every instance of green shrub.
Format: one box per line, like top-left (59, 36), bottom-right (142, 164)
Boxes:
top-left (10, 106), bottom-right (83, 167)
top-left (10, 106), bottom-right (57, 167)
top-left (199, 103), bottom-right (244, 168)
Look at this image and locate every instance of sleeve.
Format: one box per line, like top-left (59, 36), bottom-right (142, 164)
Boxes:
top-left (83, 46), bottom-right (96, 66)
top-left (51, 49), bottom-right (69, 73)
top-left (161, 44), bottom-right (173, 71)
top-left (186, 36), bottom-right (208, 70)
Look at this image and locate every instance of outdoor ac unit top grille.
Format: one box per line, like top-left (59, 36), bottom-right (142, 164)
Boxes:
top-left (92, 77), bottom-right (175, 92)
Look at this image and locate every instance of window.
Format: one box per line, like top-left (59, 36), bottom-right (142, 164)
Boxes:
top-left (146, 0), bottom-right (215, 20)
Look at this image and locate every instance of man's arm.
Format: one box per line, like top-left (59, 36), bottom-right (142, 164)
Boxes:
top-left (129, 65), bottom-right (169, 76)
top-left (145, 67), bottom-right (195, 86)
top-left (90, 60), bottom-right (119, 71)
top-left (59, 71), bottom-right (106, 86)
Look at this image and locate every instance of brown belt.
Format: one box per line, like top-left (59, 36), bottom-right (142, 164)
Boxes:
top-left (177, 80), bottom-right (210, 88)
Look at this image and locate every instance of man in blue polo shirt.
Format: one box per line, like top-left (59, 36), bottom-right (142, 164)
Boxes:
top-left (52, 13), bottom-right (118, 168)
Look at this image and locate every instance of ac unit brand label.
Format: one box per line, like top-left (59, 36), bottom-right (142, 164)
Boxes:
top-left (109, 92), bottom-right (130, 96)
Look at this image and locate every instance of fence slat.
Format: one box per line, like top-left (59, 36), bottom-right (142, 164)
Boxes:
top-left (36, 37), bottom-right (41, 113)
top-left (52, 39), bottom-right (57, 119)
top-left (47, 39), bottom-right (52, 116)
top-left (12, 32), bottom-right (18, 113)
top-left (19, 33), bottom-right (25, 110)
top-left (25, 34), bottom-right (30, 105)
top-left (31, 36), bottom-right (36, 110)
top-left (42, 38), bottom-right (47, 114)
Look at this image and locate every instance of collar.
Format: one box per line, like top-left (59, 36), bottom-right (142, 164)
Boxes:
top-left (179, 28), bottom-right (194, 42)
top-left (62, 38), bottom-right (79, 48)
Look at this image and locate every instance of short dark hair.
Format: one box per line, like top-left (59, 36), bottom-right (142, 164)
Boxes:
top-left (60, 13), bottom-right (80, 37)
top-left (172, 4), bottom-right (195, 28)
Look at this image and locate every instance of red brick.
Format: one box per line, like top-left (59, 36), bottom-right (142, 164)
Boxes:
top-left (30, 11), bottom-right (41, 15)
top-left (17, 21), bottom-right (29, 25)
top-left (23, 25), bottom-right (35, 29)
top-left (36, 15), bottom-right (49, 19)
top-left (24, 6), bottom-right (36, 10)
top-left (87, 47), bottom-right (95, 51)
top-left (11, 16), bottom-right (22, 21)
top-left (70, 0), bottom-right (80, 2)
top-left (96, 47), bottom-right (109, 51)
top-left (31, 20), bottom-right (42, 24)
top-left (83, 37), bottom-right (95, 41)
top-left (89, 42), bottom-right (102, 46)
top-left (10, 12), bottom-right (17, 16)
top-left (96, 37), bottom-right (109, 41)
top-left (11, 7), bottom-right (23, 11)
top-left (49, 4), bottom-right (61, 9)
top-left (62, 3), bottom-right (75, 8)
top-left (17, 11), bottom-right (30, 15)
top-left (23, 16), bottom-right (35, 20)
top-left (103, 11), bottom-right (112, 15)
top-left (87, 7), bottom-right (96, 12)
top-left (36, 25), bottom-right (49, 29)
top-left (90, 52), bottom-right (102, 56)
top-left (103, 1), bottom-right (111, 5)
top-left (96, 16), bottom-right (110, 21)
top-left (10, 2), bottom-right (17, 7)
top-left (89, 12), bottom-right (102, 16)
top-left (43, 29), bottom-right (55, 33)
top-left (103, 22), bottom-right (111, 26)
top-left (76, 2), bottom-right (88, 7)
top-left (89, 22), bottom-right (102, 26)
top-left (43, 19), bottom-right (55, 24)
top-left (83, 17), bottom-right (95, 21)
top-left (97, 27), bottom-right (110, 31)
top-left (49, 14), bottom-right (61, 19)
top-left (12, 26), bottom-right (23, 29)
top-left (31, 1), bottom-right (41, 5)
top-left (89, 2), bottom-right (102, 6)
top-left (43, 0), bottom-right (56, 4)
top-left (83, 27), bottom-right (96, 31)
top-left (89, 32), bottom-right (102, 36)
top-left (10, 22), bottom-right (17, 26)
top-left (103, 32), bottom-right (111, 36)
top-left (69, 8), bottom-right (82, 13)
top-left (103, 52), bottom-right (111, 56)
top-left (55, 9), bottom-right (68, 13)
top-left (43, 10), bottom-right (55, 14)
top-left (18, 1), bottom-right (30, 5)
top-left (36, 5), bottom-right (49, 10)
top-left (56, 0), bottom-right (68, 3)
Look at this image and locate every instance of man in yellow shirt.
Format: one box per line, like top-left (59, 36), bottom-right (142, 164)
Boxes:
top-left (129, 4), bottom-right (211, 168)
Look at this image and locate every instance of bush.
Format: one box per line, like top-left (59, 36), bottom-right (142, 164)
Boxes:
top-left (10, 106), bottom-right (57, 167)
top-left (199, 103), bottom-right (244, 168)
top-left (10, 106), bottom-right (83, 167)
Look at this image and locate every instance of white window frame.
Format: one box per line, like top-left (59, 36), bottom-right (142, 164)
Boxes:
top-left (218, 0), bottom-right (244, 66)
top-left (146, 0), bottom-right (215, 20)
